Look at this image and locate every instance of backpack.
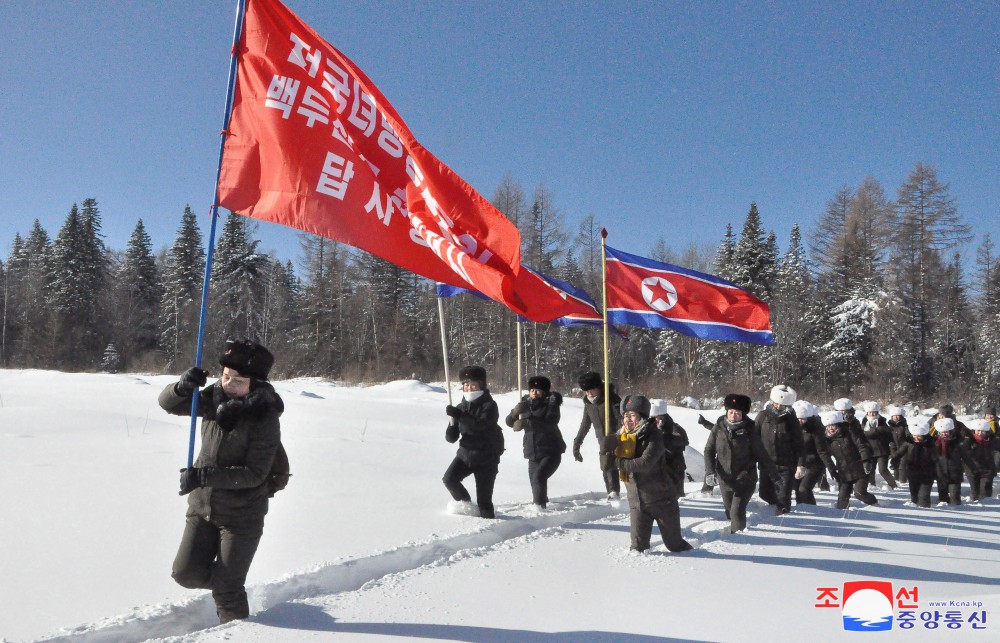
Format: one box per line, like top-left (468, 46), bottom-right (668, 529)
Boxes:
top-left (266, 441), bottom-right (290, 497)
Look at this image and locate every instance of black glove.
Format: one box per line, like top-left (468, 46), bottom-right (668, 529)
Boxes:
top-left (602, 433), bottom-right (619, 454)
top-left (445, 405), bottom-right (463, 419)
top-left (179, 467), bottom-right (205, 495)
top-left (863, 461), bottom-right (873, 475)
top-left (573, 445), bottom-right (583, 462)
top-left (827, 467), bottom-right (839, 481)
top-left (697, 414), bottom-right (713, 429)
top-left (176, 367), bottom-right (208, 396)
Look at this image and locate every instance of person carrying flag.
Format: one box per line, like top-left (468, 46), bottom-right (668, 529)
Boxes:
top-left (573, 371), bottom-right (623, 501)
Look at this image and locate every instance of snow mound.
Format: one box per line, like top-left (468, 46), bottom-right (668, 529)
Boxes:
top-left (369, 379), bottom-right (443, 394)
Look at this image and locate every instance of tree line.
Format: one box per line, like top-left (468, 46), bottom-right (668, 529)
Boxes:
top-left (2, 163), bottom-right (996, 410)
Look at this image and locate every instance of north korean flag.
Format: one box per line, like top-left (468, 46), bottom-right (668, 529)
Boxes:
top-left (605, 245), bottom-right (774, 345)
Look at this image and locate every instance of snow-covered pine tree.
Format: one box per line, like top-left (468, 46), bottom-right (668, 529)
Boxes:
top-left (98, 343), bottom-right (122, 373)
top-left (769, 225), bottom-right (817, 388)
top-left (116, 219), bottom-right (162, 368)
top-left (50, 202), bottom-right (109, 369)
top-left (159, 205), bottom-right (205, 369)
top-left (209, 212), bottom-right (269, 349)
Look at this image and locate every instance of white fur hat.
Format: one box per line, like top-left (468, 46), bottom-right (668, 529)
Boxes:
top-left (793, 400), bottom-right (816, 418)
top-left (968, 418), bottom-right (990, 433)
top-left (770, 384), bottom-right (797, 406)
top-left (909, 416), bottom-right (931, 436)
top-left (863, 401), bottom-right (881, 414)
top-left (649, 399), bottom-right (669, 418)
top-left (833, 398), bottom-right (853, 411)
top-left (820, 410), bottom-right (845, 427)
top-left (887, 405), bottom-right (905, 418)
top-left (934, 418), bottom-right (955, 433)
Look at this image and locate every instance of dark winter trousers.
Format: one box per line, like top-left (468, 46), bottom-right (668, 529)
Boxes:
top-left (527, 455), bottom-right (561, 507)
top-left (719, 481), bottom-right (755, 533)
top-left (628, 496), bottom-right (690, 552)
top-left (758, 465), bottom-right (793, 510)
top-left (835, 479), bottom-right (878, 509)
top-left (936, 480), bottom-right (962, 506)
top-left (970, 473), bottom-right (995, 501)
top-left (907, 474), bottom-right (934, 507)
top-left (796, 466), bottom-right (825, 505)
top-left (894, 457), bottom-right (909, 484)
top-left (443, 457), bottom-right (498, 518)
top-left (172, 514), bottom-right (263, 623)
top-left (867, 456), bottom-right (897, 489)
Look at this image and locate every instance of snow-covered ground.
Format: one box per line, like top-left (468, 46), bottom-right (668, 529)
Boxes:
top-left (1, 369), bottom-right (997, 642)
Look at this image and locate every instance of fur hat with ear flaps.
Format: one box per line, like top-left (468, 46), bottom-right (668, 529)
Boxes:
top-left (577, 371), bottom-right (602, 391)
top-left (620, 394), bottom-right (651, 419)
top-left (219, 339), bottom-right (274, 380)
top-left (724, 393), bottom-right (752, 415)
top-left (458, 365), bottom-right (487, 388)
top-left (527, 375), bottom-right (551, 392)
top-left (770, 384), bottom-right (796, 406)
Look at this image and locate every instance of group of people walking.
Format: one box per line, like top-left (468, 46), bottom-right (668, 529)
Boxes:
top-left (440, 367), bottom-right (1000, 547)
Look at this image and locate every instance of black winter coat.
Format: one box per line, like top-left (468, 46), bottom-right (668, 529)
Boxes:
top-left (755, 405), bottom-right (803, 467)
top-left (616, 423), bottom-right (678, 510)
top-left (574, 388), bottom-right (622, 448)
top-left (704, 418), bottom-right (779, 487)
top-left (965, 432), bottom-right (999, 476)
top-left (446, 391), bottom-right (505, 468)
top-left (798, 416), bottom-right (831, 469)
top-left (934, 432), bottom-right (974, 484)
top-left (159, 380), bottom-right (283, 526)
top-left (825, 425), bottom-right (873, 483)
top-left (891, 435), bottom-right (938, 478)
top-left (861, 415), bottom-right (895, 458)
top-left (506, 392), bottom-right (567, 460)
top-left (887, 418), bottom-right (909, 456)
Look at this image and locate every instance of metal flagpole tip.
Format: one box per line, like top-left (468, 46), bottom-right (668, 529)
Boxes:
top-left (600, 228), bottom-right (608, 238)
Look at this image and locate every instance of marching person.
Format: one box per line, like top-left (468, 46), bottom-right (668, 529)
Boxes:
top-left (964, 418), bottom-right (997, 502)
top-left (604, 395), bottom-right (692, 552)
top-left (890, 416), bottom-right (938, 507)
top-left (159, 339), bottom-right (283, 624)
top-left (573, 371), bottom-right (623, 500)
top-left (834, 398), bottom-right (865, 441)
top-left (650, 399), bottom-right (690, 499)
top-left (860, 402), bottom-right (897, 490)
top-left (443, 366), bottom-right (505, 519)
top-left (755, 384), bottom-right (802, 514)
top-left (703, 393), bottom-right (782, 533)
top-left (932, 418), bottom-right (975, 506)
top-left (506, 375), bottom-right (566, 509)
top-left (791, 400), bottom-right (829, 505)
top-left (985, 407), bottom-right (1000, 473)
top-left (886, 405), bottom-right (910, 484)
top-left (820, 410), bottom-right (878, 510)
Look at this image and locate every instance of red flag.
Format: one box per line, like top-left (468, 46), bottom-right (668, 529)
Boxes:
top-left (605, 245), bottom-right (774, 345)
top-left (218, 0), bottom-right (524, 312)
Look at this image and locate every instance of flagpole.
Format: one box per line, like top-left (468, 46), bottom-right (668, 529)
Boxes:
top-left (516, 320), bottom-right (523, 397)
top-left (186, 0), bottom-right (247, 468)
top-left (600, 228), bottom-right (611, 436)
top-left (437, 295), bottom-right (453, 408)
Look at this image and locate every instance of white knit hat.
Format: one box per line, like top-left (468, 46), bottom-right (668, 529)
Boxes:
top-left (820, 410), bottom-right (845, 427)
top-left (909, 416), bottom-right (931, 436)
top-left (792, 400), bottom-right (816, 418)
top-left (887, 405), bottom-right (905, 418)
top-left (863, 401), bottom-right (881, 413)
top-left (770, 384), bottom-right (797, 406)
top-left (649, 399), bottom-right (669, 418)
top-left (833, 398), bottom-right (853, 411)
top-left (934, 418), bottom-right (955, 433)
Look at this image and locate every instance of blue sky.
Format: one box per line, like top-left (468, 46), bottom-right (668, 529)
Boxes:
top-left (2, 0), bottom-right (997, 275)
